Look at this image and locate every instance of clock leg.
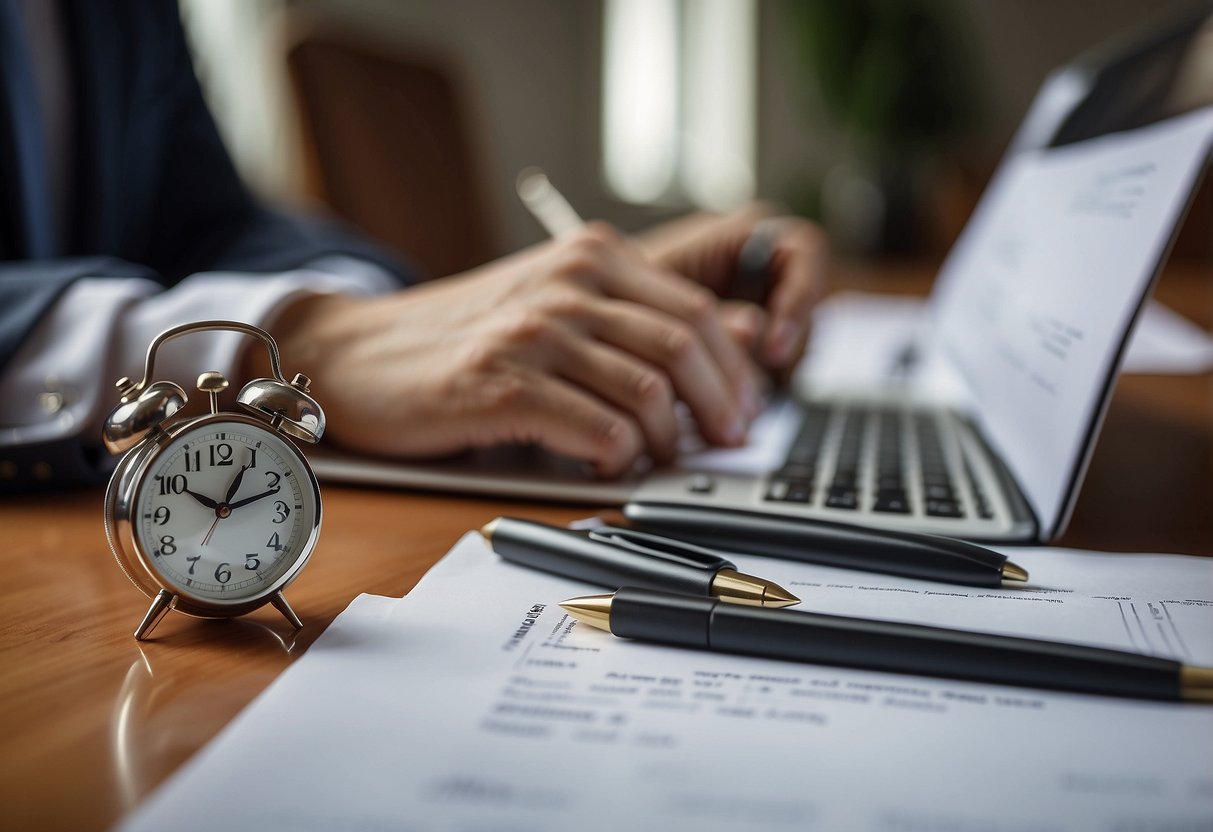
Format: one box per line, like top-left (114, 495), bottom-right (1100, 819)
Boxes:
top-left (271, 592), bottom-right (303, 630)
top-left (134, 590), bottom-right (176, 641)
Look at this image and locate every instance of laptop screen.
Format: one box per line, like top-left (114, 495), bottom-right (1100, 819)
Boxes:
top-left (927, 13), bottom-right (1213, 539)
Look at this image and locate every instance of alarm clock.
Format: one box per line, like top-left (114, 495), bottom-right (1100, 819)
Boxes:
top-left (102, 321), bottom-right (324, 640)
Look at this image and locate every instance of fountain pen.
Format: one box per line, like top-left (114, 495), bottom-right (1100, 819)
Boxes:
top-left (481, 517), bottom-right (799, 607)
top-left (561, 587), bottom-right (1213, 703)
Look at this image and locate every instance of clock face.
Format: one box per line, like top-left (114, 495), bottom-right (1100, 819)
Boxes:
top-left (134, 419), bottom-right (319, 603)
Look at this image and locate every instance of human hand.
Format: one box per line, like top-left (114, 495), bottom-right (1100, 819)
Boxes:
top-left (263, 225), bottom-right (763, 476)
top-left (636, 204), bottom-right (828, 374)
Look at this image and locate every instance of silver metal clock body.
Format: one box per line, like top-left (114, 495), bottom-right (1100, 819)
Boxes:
top-left (104, 411), bottom-right (322, 636)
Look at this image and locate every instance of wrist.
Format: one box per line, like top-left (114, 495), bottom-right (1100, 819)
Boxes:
top-left (239, 292), bottom-right (354, 383)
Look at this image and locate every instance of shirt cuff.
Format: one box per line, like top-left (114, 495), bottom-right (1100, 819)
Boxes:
top-left (0, 263), bottom-right (393, 450)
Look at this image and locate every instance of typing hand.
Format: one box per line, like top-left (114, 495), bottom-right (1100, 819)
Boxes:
top-left (636, 204), bottom-right (828, 374)
top-left (260, 225), bottom-right (765, 477)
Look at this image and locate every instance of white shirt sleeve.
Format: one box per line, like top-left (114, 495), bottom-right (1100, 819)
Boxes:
top-left (0, 259), bottom-right (395, 450)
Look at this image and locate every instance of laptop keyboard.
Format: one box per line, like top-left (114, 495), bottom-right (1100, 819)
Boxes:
top-left (765, 404), bottom-right (974, 520)
top-left (915, 413), bottom-right (961, 517)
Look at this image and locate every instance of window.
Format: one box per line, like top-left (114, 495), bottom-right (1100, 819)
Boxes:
top-left (602, 0), bottom-right (757, 210)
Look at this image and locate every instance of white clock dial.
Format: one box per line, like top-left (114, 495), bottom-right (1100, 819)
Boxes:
top-left (134, 421), bottom-right (318, 603)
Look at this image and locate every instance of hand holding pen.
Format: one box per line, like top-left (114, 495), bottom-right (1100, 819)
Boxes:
top-left (517, 167), bottom-right (827, 372)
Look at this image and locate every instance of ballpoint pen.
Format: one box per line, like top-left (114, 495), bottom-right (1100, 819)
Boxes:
top-left (624, 501), bottom-right (1029, 587)
top-left (561, 587), bottom-right (1213, 703)
top-left (516, 166), bottom-right (778, 302)
top-left (516, 167), bottom-right (584, 236)
top-left (480, 516), bottom-right (799, 607)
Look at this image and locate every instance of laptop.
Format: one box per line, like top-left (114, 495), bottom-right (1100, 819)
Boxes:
top-left (311, 10), bottom-right (1213, 544)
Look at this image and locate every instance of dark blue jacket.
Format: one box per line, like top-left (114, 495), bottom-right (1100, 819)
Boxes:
top-left (0, 0), bottom-right (410, 490)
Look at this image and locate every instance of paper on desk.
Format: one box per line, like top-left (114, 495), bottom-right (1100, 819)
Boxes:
top-left (799, 292), bottom-right (1213, 396)
top-left (121, 535), bottom-right (1213, 832)
top-left (1125, 300), bottom-right (1213, 374)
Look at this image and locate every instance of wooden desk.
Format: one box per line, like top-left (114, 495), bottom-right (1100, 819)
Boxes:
top-left (2, 263), bottom-right (1210, 831)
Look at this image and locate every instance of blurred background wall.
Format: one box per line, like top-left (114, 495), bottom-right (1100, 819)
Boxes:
top-left (178, 0), bottom-right (1203, 276)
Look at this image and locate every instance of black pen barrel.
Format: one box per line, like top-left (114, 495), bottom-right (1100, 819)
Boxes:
top-left (609, 588), bottom-right (1182, 701)
top-left (627, 503), bottom-right (1008, 587)
top-left (492, 518), bottom-right (717, 595)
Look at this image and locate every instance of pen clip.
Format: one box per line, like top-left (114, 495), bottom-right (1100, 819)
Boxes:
top-left (587, 527), bottom-right (735, 572)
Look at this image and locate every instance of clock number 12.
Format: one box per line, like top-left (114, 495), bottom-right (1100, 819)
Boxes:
top-left (181, 443), bottom-right (240, 472)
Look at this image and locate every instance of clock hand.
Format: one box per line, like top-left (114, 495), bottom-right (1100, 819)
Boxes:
top-left (200, 457), bottom-right (265, 547)
top-left (202, 514), bottom-right (222, 547)
top-left (224, 458), bottom-right (254, 504)
top-left (184, 489), bottom-right (219, 510)
top-left (200, 456), bottom-right (255, 547)
top-left (228, 486), bottom-right (281, 511)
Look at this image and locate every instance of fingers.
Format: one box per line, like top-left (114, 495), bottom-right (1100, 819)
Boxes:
top-left (629, 209), bottom-right (829, 372)
top-left (756, 221), bottom-right (828, 367)
top-left (583, 298), bottom-right (748, 446)
top-left (547, 325), bottom-right (682, 465)
top-left (485, 369), bottom-right (646, 478)
top-left (564, 225), bottom-right (761, 424)
top-left (719, 300), bottom-right (769, 356)
top-left (479, 301), bottom-right (738, 463)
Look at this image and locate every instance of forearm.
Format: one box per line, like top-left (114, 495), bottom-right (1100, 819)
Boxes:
top-left (0, 263), bottom-right (393, 491)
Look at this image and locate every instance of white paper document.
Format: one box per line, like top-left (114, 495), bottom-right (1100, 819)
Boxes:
top-left (928, 107), bottom-right (1213, 537)
top-left (123, 534), bottom-right (1213, 832)
top-left (799, 293), bottom-right (1213, 396)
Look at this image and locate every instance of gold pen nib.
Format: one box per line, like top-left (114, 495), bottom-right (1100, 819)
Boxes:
top-left (560, 595), bottom-right (614, 632)
top-left (761, 583), bottom-right (802, 608)
top-left (1181, 665), bottom-right (1213, 703)
top-left (479, 517), bottom-right (500, 543)
top-left (710, 569), bottom-right (801, 608)
top-left (1001, 561), bottom-right (1029, 583)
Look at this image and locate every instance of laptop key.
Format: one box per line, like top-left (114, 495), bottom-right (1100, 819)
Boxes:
top-left (873, 490), bottom-right (910, 514)
top-left (785, 446), bottom-right (819, 466)
top-left (876, 474), bottom-right (904, 491)
top-left (825, 486), bottom-right (858, 509)
top-left (926, 499), bottom-right (964, 518)
top-left (765, 479), bottom-right (813, 503)
top-left (785, 481), bottom-right (813, 503)
top-left (783, 409), bottom-right (832, 468)
top-left (831, 471), bottom-right (857, 488)
top-left (778, 464), bottom-right (816, 481)
top-left (962, 456), bottom-right (996, 519)
top-left (924, 483), bottom-right (956, 501)
top-left (765, 480), bottom-right (790, 501)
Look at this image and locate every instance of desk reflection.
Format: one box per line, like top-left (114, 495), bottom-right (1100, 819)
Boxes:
top-left (111, 619), bottom-right (302, 812)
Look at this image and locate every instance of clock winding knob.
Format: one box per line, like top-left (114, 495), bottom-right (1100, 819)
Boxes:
top-left (197, 371), bottom-right (229, 415)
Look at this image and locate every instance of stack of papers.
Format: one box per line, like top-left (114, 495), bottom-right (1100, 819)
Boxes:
top-left (122, 535), bottom-right (1213, 831)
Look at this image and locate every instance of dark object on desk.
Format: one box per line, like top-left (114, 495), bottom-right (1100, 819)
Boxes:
top-left (729, 223), bottom-right (777, 305)
top-left (561, 587), bottom-right (1213, 703)
top-left (481, 517), bottom-right (799, 608)
top-left (624, 501), bottom-right (1027, 587)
